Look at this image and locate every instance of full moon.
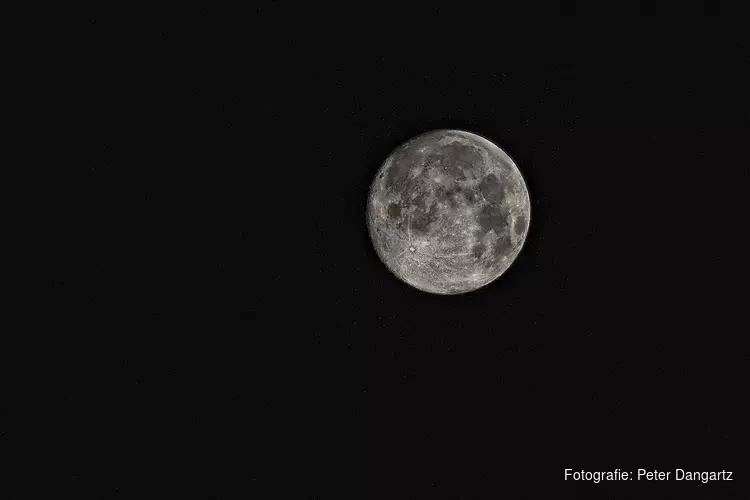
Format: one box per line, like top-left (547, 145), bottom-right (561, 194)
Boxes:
top-left (367, 129), bottom-right (531, 294)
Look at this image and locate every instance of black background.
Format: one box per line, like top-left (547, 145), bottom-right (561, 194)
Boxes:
top-left (15, 4), bottom-right (750, 499)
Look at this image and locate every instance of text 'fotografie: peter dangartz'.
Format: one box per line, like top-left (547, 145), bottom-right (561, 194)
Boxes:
top-left (564, 469), bottom-right (733, 483)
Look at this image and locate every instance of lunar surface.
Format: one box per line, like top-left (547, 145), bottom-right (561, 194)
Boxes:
top-left (367, 129), bottom-right (530, 294)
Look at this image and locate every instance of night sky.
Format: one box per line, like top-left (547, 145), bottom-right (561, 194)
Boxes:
top-left (20, 5), bottom-right (750, 498)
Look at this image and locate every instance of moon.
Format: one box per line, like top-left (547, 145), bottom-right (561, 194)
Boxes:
top-left (367, 129), bottom-right (531, 294)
